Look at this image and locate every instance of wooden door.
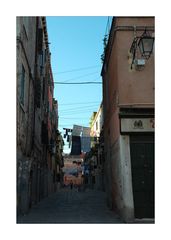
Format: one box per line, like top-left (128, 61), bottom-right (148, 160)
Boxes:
top-left (130, 135), bottom-right (154, 218)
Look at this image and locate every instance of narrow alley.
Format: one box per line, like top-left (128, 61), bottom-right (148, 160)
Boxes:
top-left (17, 188), bottom-right (123, 224)
top-left (16, 16), bottom-right (155, 225)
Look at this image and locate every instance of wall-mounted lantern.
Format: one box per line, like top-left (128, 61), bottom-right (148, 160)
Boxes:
top-left (129, 28), bottom-right (154, 69)
top-left (138, 29), bottom-right (154, 59)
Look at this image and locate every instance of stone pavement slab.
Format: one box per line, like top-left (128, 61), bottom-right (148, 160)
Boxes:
top-left (17, 188), bottom-right (124, 224)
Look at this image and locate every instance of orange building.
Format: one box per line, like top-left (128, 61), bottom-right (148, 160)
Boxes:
top-left (63, 155), bottom-right (84, 186)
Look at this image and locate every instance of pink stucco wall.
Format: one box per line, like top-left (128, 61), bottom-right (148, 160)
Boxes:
top-left (115, 17), bottom-right (155, 106)
top-left (102, 17), bottom-right (154, 220)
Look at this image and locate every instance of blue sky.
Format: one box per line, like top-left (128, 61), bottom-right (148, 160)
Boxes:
top-left (46, 16), bottom-right (112, 152)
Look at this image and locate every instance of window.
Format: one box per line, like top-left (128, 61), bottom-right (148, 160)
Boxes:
top-left (37, 28), bottom-right (43, 53)
top-left (42, 77), bottom-right (45, 101)
top-left (40, 51), bottom-right (44, 76)
top-left (35, 77), bottom-right (41, 108)
top-left (20, 65), bottom-right (25, 106)
top-left (96, 121), bottom-right (98, 131)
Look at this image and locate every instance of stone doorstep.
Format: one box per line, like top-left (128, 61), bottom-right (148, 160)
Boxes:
top-left (133, 218), bottom-right (155, 223)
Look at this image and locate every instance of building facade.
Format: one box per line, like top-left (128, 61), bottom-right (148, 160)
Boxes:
top-left (17, 17), bottom-right (61, 215)
top-left (84, 103), bottom-right (105, 190)
top-left (17, 17), bottom-right (37, 214)
top-left (90, 103), bottom-right (103, 146)
top-left (101, 17), bottom-right (155, 222)
top-left (55, 129), bottom-right (64, 189)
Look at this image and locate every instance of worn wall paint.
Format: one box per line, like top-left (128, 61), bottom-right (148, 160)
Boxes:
top-left (119, 135), bottom-right (134, 222)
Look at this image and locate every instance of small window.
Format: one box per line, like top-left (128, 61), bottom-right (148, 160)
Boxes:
top-left (20, 65), bottom-right (25, 106)
top-left (37, 28), bottom-right (43, 53)
top-left (96, 121), bottom-right (98, 131)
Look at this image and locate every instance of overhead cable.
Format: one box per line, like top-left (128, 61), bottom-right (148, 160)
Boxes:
top-left (53, 65), bottom-right (100, 75)
top-left (59, 71), bottom-right (99, 83)
top-left (60, 101), bottom-right (100, 106)
top-left (54, 81), bottom-right (102, 84)
top-left (59, 109), bottom-right (98, 115)
top-left (60, 117), bottom-right (90, 119)
top-left (59, 104), bottom-right (99, 112)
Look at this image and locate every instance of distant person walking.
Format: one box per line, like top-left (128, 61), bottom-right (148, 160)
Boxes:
top-left (70, 180), bottom-right (73, 190)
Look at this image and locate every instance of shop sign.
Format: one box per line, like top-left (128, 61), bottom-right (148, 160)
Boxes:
top-left (121, 118), bottom-right (154, 133)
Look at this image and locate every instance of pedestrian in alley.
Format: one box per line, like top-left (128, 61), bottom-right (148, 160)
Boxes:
top-left (70, 180), bottom-right (73, 190)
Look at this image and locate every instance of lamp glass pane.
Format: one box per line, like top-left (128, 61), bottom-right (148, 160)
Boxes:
top-left (142, 37), bottom-right (154, 53)
top-left (138, 36), bottom-right (154, 59)
top-left (138, 39), bottom-right (144, 54)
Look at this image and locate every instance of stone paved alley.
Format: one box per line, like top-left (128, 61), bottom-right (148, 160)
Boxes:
top-left (17, 188), bottom-right (124, 224)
